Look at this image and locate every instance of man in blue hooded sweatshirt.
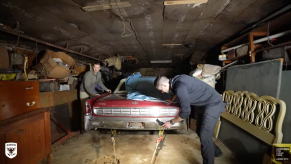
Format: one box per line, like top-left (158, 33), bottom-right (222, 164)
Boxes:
top-left (154, 75), bottom-right (226, 164)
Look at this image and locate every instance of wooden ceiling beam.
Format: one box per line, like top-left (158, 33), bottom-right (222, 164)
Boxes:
top-left (164, 0), bottom-right (208, 6)
top-left (82, 2), bottom-right (131, 11)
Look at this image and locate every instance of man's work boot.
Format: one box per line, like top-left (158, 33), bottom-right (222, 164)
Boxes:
top-left (215, 151), bottom-right (223, 157)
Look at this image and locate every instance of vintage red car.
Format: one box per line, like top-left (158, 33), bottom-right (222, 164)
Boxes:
top-left (84, 77), bottom-right (188, 131)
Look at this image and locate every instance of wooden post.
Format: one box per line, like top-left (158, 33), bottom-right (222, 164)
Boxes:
top-left (221, 46), bottom-right (229, 90)
top-left (47, 154), bottom-right (52, 164)
top-left (249, 34), bottom-right (255, 62)
top-left (249, 32), bottom-right (267, 63)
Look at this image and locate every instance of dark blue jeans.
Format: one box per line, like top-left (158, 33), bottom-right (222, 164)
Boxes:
top-left (195, 105), bottom-right (223, 164)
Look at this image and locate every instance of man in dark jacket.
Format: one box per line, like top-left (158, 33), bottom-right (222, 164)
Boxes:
top-left (154, 75), bottom-right (226, 164)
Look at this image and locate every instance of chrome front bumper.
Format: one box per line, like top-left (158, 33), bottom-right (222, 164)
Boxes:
top-left (84, 114), bottom-right (186, 130)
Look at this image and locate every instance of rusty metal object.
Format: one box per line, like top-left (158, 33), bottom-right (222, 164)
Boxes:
top-left (0, 25), bottom-right (102, 61)
top-left (82, 2), bottom-right (132, 11)
top-left (253, 40), bottom-right (291, 53)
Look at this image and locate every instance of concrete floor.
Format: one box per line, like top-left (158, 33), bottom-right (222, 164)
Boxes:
top-left (39, 129), bottom-right (243, 164)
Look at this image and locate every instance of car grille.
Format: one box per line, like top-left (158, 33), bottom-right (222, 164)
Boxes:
top-left (93, 107), bottom-right (179, 116)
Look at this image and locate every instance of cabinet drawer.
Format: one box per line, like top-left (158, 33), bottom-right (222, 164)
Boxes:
top-left (0, 81), bottom-right (40, 121)
top-left (0, 81), bottom-right (39, 96)
top-left (1, 96), bottom-right (40, 121)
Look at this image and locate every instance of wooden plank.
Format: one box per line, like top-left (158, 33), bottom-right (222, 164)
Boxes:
top-left (162, 44), bottom-right (183, 46)
top-left (82, 2), bottom-right (131, 11)
top-left (221, 112), bottom-right (275, 145)
top-left (164, 0), bottom-right (208, 5)
top-left (44, 112), bottom-right (51, 155)
top-left (39, 90), bottom-right (78, 108)
top-left (39, 90), bottom-right (79, 130)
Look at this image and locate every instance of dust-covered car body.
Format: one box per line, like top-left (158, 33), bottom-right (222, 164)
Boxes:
top-left (84, 77), bottom-right (187, 130)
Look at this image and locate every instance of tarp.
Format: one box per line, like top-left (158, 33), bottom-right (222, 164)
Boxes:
top-left (125, 73), bottom-right (175, 102)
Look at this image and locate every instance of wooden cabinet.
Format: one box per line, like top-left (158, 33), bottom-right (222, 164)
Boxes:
top-left (0, 81), bottom-right (40, 121)
top-left (0, 109), bottom-right (52, 164)
top-left (0, 81), bottom-right (51, 163)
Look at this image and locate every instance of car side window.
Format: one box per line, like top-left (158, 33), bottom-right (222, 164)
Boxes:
top-left (113, 79), bottom-right (127, 93)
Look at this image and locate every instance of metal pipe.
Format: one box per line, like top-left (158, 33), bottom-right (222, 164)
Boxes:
top-left (0, 25), bottom-right (102, 61)
top-left (221, 60), bottom-right (239, 70)
top-left (221, 30), bottom-right (291, 53)
top-left (218, 60), bottom-right (239, 74)
top-left (240, 5), bottom-right (291, 34)
top-left (253, 40), bottom-right (291, 53)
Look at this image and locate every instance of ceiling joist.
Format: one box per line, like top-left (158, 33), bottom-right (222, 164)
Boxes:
top-left (82, 2), bottom-right (131, 12)
top-left (162, 44), bottom-right (183, 46)
top-left (164, 0), bottom-right (208, 6)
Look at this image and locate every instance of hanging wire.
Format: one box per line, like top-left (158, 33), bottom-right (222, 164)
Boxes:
top-left (113, 0), bottom-right (151, 63)
top-left (114, 0), bottom-right (132, 37)
top-left (119, 15), bottom-right (132, 37)
top-left (267, 21), bottom-right (274, 46)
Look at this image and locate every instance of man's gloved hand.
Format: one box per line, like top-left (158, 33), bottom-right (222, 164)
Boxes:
top-left (94, 94), bottom-right (100, 96)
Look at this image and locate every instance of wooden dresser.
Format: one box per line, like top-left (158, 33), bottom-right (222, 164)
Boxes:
top-left (0, 81), bottom-right (40, 121)
top-left (0, 81), bottom-right (52, 164)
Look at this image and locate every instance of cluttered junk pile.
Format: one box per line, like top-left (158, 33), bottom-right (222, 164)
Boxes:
top-left (35, 49), bottom-right (76, 80)
top-left (0, 45), bottom-right (139, 92)
top-left (190, 61), bottom-right (238, 88)
top-left (0, 46), bottom-right (84, 91)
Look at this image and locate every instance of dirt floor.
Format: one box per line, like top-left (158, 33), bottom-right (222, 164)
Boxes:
top-left (39, 129), bottom-right (243, 164)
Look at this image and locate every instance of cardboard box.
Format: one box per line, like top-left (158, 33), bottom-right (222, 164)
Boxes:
top-left (71, 65), bottom-right (88, 76)
top-left (38, 49), bottom-right (75, 79)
